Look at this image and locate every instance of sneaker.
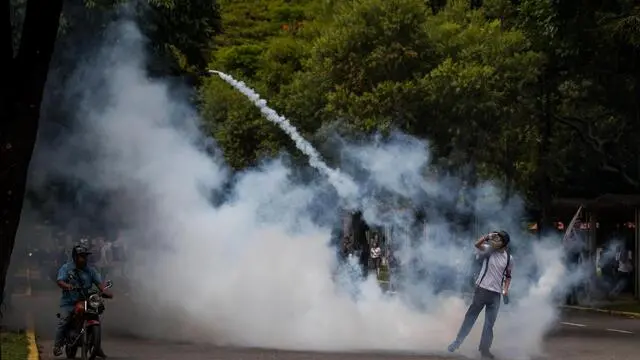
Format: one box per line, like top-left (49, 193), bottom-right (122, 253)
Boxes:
top-left (480, 350), bottom-right (495, 359)
top-left (448, 341), bottom-right (460, 353)
top-left (53, 346), bottom-right (63, 357)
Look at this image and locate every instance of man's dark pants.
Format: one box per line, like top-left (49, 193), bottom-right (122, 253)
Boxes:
top-left (564, 253), bottom-right (581, 305)
top-left (54, 306), bottom-right (74, 347)
top-left (611, 270), bottom-right (631, 296)
top-left (452, 287), bottom-right (501, 352)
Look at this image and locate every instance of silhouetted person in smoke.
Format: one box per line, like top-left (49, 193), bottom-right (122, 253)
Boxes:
top-left (386, 247), bottom-right (399, 291)
top-left (350, 211), bottom-right (370, 277)
top-left (370, 239), bottom-right (382, 277)
top-left (359, 239), bottom-right (370, 278)
top-left (563, 220), bottom-right (586, 305)
top-left (95, 237), bottom-right (113, 279)
top-left (448, 231), bottom-right (513, 360)
top-left (54, 246), bottom-right (68, 279)
top-left (339, 235), bottom-right (353, 260)
top-left (611, 244), bottom-right (633, 297)
top-left (595, 247), bottom-right (615, 298)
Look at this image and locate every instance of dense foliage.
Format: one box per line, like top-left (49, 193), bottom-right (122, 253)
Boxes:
top-left (7, 0), bottom-right (640, 233)
top-left (198, 0), bottom-right (640, 220)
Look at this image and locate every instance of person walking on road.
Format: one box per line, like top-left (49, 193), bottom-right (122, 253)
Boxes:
top-left (95, 237), bottom-right (113, 279)
top-left (448, 231), bottom-right (513, 360)
top-left (611, 244), bottom-right (633, 297)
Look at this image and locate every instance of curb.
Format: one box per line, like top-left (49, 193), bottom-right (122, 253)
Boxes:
top-left (561, 305), bottom-right (640, 319)
top-left (26, 313), bottom-right (39, 360)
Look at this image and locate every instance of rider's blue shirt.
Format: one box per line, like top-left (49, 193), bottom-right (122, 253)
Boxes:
top-left (56, 262), bottom-right (102, 307)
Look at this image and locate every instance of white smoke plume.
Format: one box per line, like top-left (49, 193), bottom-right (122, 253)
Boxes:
top-left (209, 70), bottom-right (360, 205)
top-left (34, 18), bottom-right (578, 360)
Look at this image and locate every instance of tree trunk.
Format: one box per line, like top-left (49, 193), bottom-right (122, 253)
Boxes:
top-left (634, 48), bottom-right (640, 185)
top-left (537, 116), bottom-right (553, 234)
top-left (0, 0), bottom-right (63, 308)
top-left (460, 132), bottom-right (479, 232)
top-left (501, 132), bottom-right (513, 206)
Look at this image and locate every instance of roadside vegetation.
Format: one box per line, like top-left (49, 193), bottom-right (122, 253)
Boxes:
top-left (0, 331), bottom-right (29, 360)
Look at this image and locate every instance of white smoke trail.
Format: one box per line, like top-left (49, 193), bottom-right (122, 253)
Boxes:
top-left (209, 70), bottom-right (360, 204)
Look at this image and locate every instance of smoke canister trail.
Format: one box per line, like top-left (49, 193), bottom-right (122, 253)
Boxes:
top-left (562, 205), bottom-right (583, 243)
top-left (209, 70), bottom-right (360, 204)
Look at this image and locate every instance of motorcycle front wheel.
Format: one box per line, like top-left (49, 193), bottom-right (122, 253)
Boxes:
top-left (65, 344), bottom-right (78, 359)
top-left (81, 326), bottom-right (101, 360)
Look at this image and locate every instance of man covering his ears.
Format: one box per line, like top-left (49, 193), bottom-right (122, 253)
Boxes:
top-left (448, 231), bottom-right (513, 360)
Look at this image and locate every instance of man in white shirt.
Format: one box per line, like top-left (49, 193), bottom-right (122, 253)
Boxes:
top-left (96, 237), bottom-right (113, 278)
top-left (611, 245), bottom-right (633, 297)
top-left (448, 231), bottom-right (513, 360)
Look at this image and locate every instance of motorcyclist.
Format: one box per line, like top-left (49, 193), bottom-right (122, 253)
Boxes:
top-left (53, 244), bottom-right (113, 358)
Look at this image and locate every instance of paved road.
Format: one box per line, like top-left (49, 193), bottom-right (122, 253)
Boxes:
top-left (4, 292), bottom-right (639, 360)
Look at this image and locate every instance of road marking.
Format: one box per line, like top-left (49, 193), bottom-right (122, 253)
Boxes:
top-left (559, 321), bottom-right (634, 334)
top-left (560, 322), bottom-right (586, 327)
top-left (606, 328), bottom-right (633, 334)
top-left (561, 305), bottom-right (640, 319)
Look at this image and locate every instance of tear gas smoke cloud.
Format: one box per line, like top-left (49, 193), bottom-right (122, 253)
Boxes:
top-left (35, 18), bottom-right (584, 360)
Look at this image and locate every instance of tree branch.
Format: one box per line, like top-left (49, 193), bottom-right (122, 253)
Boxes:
top-left (601, 163), bottom-right (640, 187)
top-left (555, 116), bottom-right (605, 151)
top-left (556, 115), bottom-right (639, 187)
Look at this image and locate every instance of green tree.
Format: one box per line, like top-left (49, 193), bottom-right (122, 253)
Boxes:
top-left (297, 0), bottom-right (543, 180)
top-left (516, 0), bottom-right (640, 207)
top-left (201, 0), bottom-right (318, 168)
top-left (139, 0), bottom-right (222, 76)
top-left (200, 0), bottom-right (640, 223)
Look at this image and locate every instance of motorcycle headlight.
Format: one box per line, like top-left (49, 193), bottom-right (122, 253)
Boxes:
top-left (88, 294), bottom-right (102, 309)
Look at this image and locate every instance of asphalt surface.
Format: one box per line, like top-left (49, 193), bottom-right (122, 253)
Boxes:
top-left (3, 291), bottom-right (640, 360)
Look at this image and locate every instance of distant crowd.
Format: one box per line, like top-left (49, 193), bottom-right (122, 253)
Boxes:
top-left (337, 217), bottom-right (635, 303)
top-left (80, 236), bottom-right (128, 279)
top-left (340, 231), bottom-right (395, 280)
top-left (562, 219), bottom-right (635, 304)
top-left (25, 233), bottom-right (128, 283)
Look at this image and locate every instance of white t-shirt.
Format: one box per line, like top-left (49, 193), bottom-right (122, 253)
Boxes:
top-left (370, 247), bottom-right (382, 259)
top-left (97, 243), bottom-right (112, 267)
top-left (476, 248), bottom-right (513, 293)
top-left (617, 250), bottom-right (633, 273)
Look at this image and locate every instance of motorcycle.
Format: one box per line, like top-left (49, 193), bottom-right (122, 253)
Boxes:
top-left (57, 278), bottom-right (113, 360)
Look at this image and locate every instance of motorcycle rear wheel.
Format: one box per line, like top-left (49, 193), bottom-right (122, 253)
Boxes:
top-left (65, 345), bottom-right (78, 359)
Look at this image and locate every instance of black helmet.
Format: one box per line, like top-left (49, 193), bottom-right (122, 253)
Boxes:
top-left (496, 230), bottom-right (510, 247)
top-left (71, 244), bottom-right (91, 260)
